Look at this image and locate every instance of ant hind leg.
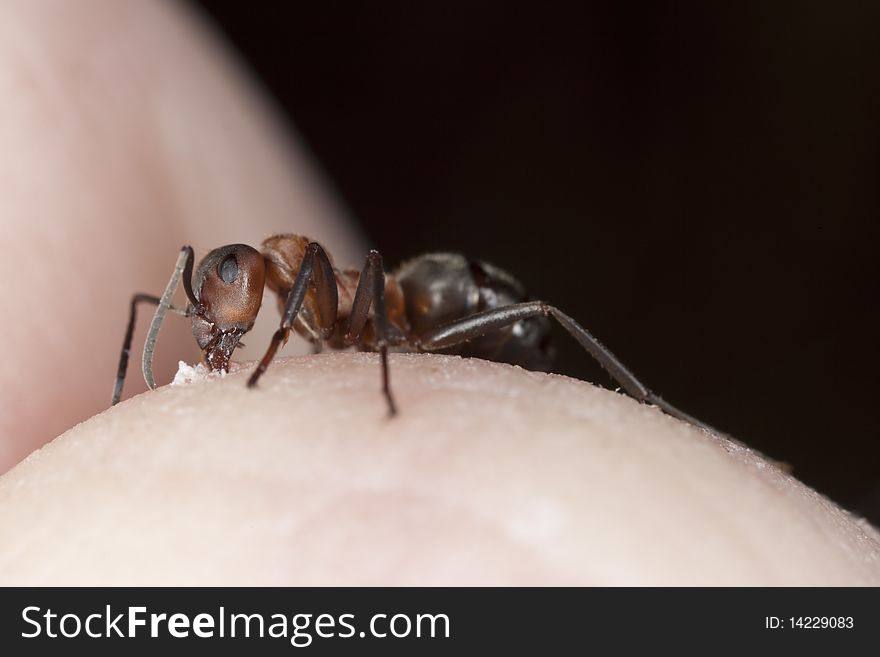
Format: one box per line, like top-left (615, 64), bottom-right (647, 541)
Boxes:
top-left (417, 301), bottom-right (723, 436)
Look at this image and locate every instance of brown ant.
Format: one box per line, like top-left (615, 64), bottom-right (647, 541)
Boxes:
top-left (112, 234), bottom-right (715, 432)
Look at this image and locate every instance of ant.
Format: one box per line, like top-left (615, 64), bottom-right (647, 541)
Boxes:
top-left (112, 234), bottom-right (715, 433)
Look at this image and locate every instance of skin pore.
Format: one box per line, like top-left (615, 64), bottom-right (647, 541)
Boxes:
top-left (0, 0), bottom-right (878, 585)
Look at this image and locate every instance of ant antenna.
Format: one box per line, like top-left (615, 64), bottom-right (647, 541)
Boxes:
top-left (142, 246), bottom-right (196, 391)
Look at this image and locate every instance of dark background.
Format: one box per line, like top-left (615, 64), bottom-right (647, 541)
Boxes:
top-left (192, 2), bottom-right (879, 524)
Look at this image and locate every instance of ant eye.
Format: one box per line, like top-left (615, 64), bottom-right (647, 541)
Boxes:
top-left (218, 254), bottom-right (238, 284)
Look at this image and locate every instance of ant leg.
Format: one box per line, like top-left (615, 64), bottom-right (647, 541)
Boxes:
top-left (112, 296), bottom-right (191, 405)
top-left (113, 294), bottom-right (160, 405)
top-left (306, 243), bottom-right (339, 338)
top-left (417, 301), bottom-right (720, 434)
top-left (110, 246), bottom-right (198, 406)
top-left (248, 243), bottom-right (338, 387)
top-left (345, 250), bottom-right (399, 416)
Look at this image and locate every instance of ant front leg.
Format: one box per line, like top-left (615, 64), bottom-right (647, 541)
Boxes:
top-left (248, 242), bottom-right (338, 388)
top-left (345, 250), bottom-right (402, 416)
top-left (112, 246), bottom-right (199, 405)
top-left (113, 294), bottom-right (163, 405)
top-left (417, 301), bottom-right (721, 435)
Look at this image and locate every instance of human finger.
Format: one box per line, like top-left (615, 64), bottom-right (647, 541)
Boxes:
top-left (0, 0), bottom-right (363, 471)
top-left (0, 354), bottom-right (876, 585)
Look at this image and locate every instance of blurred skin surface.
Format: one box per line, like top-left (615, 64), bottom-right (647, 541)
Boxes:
top-left (0, 0), bottom-right (878, 585)
top-left (1, 354), bottom-right (879, 585)
top-left (0, 0), bottom-right (362, 471)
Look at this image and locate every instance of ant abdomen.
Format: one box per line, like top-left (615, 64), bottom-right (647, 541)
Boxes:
top-left (395, 253), bottom-right (554, 370)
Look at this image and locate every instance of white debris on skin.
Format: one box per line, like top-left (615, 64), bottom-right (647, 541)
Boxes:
top-left (171, 361), bottom-right (250, 386)
top-left (170, 361), bottom-right (223, 386)
top-left (171, 362), bottom-right (211, 386)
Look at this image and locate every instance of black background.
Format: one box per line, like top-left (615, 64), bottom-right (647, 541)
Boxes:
top-left (191, 2), bottom-right (880, 524)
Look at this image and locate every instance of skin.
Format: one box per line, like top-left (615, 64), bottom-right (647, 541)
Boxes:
top-left (0, 0), bottom-right (362, 471)
top-left (0, 0), bottom-right (878, 585)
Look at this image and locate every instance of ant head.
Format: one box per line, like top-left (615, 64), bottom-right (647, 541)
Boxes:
top-left (191, 244), bottom-right (266, 370)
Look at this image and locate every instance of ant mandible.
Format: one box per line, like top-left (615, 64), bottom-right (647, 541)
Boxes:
top-left (112, 234), bottom-right (713, 432)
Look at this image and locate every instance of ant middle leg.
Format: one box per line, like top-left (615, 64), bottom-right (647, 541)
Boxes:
top-left (416, 301), bottom-right (719, 434)
top-left (248, 242), bottom-right (338, 388)
top-left (345, 250), bottom-right (403, 416)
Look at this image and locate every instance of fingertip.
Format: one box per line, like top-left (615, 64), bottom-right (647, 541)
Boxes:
top-left (1, 354), bottom-right (878, 585)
